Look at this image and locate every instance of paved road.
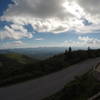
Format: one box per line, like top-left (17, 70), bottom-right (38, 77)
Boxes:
top-left (0, 58), bottom-right (100, 100)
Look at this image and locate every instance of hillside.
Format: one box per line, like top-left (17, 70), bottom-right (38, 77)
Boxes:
top-left (0, 53), bottom-right (38, 64)
top-left (0, 53), bottom-right (39, 86)
top-left (0, 48), bottom-right (100, 87)
top-left (43, 71), bottom-right (100, 100)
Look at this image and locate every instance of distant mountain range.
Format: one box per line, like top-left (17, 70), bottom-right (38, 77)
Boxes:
top-left (0, 47), bottom-right (67, 60)
top-left (0, 47), bottom-right (86, 60)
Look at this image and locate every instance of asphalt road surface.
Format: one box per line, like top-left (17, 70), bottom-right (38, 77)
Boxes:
top-left (0, 57), bottom-right (100, 100)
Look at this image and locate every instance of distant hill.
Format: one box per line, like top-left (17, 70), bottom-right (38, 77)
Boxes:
top-left (0, 47), bottom-right (71, 60)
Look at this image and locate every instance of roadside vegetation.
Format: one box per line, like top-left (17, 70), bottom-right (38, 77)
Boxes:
top-left (0, 48), bottom-right (100, 87)
top-left (43, 71), bottom-right (100, 100)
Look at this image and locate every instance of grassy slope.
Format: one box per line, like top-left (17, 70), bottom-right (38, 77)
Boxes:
top-left (43, 71), bottom-right (100, 100)
top-left (0, 49), bottom-right (100, 87)
top-left (0, 53), bottom-right (39, 86)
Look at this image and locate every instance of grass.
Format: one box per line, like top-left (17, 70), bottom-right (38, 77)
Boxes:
top-left (0, 49), bottom-right (100, 87)
top-left (43, 71), bottom-right (100, 100)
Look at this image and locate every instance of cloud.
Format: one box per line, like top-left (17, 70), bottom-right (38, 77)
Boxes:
top-left (74, 24), bottom-right (100, 34)
top-left (35, 38), bottom-right (44, 41)
top-left (0, 24), bottom-right (33, 40)
top-left (78, 36), bottom-right (100, 44)
top-left (3, 0), bottom-right (68, 18)
top-left (76, 0), bottom-right (100, 24)
top-left (82, 18), bottom-right (92, 26)
top-left (0, 41), bottom-right (25, 49)
top-left (0, 0), bottom-right (79, 33)
top-left (1, 0), bottom-right (100, 34)
top-left (63, 36), bottom-right (100, 48)
top-left (77, 0), bottom-right (100, 15)
top-left (11, 40), bottom-right (23, 45)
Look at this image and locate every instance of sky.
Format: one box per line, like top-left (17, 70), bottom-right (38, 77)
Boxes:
top-left (0, 0), bottom-right (100, 49)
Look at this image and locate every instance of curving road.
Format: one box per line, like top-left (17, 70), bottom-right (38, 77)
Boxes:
top-left (0, 58), bottom-right (100, 100)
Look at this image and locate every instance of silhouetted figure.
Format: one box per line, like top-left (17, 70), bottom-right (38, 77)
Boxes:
top-left (87, 47), bottom-right (95, 58)
top-left (64, 47), bottom-right (72, 60)
top-left (69, 47), bottom-right (72, 53)
top-left (68, 47), bottom-right (72, 59)
top-left (64, 49), bottom-right (68, 61)
top-left (88, 47), bottom-right (90, 50)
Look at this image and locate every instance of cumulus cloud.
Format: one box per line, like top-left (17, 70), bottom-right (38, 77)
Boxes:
top-left (0, 24), bottom-right (33, 40)
top-left (0, 0), bottom-right (80, 33)
top-left (78, 36), bottom-right (100, 44)
top-left (0, 41), bottom-right (25, 49)
top-left (74, 0), bottom-right (100, 25)
top-left (2, 0), bottom-right (71, 18)
top-left (64, 36), bottom-right (100, 48)
top-left (77, 0), bottom-right (100, 15)
top-left (1, 0), bottom-right (100, 35)
top-left (74, 24), bottom-right (100, 33)
top-left (63, 40), bottom-right (81, 47)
